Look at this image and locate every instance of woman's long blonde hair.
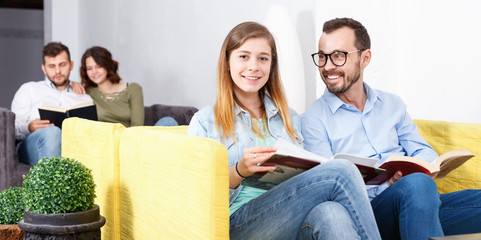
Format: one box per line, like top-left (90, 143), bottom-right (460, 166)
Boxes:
top-left (214, 21), bottom-right (298, 142)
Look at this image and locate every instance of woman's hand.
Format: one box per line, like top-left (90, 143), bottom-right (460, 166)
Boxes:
top-left (236, 146), bottom-right (277, 178)
top-left (70, 81), bottom-right (86, 95)
top-left (229, 146), bottom-right (276, 189)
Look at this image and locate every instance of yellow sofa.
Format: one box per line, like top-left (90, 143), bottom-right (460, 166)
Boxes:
top-left (61, 118), bottom-right (229, 240)
top-left (61, 117), bottom-right (481, 239)
top-left (414, 120), bottom-right (481, 193)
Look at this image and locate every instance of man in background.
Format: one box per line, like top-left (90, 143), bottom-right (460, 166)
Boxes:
top-left (11, 42), bottom-right (91, 165)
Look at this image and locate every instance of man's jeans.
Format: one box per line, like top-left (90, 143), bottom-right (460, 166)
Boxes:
top-left (229, 159), bottom-right (381, 240)
top-left (371, 173), bottom-right (481, 240)
top-left (17, 126), bottom-right (61, 165)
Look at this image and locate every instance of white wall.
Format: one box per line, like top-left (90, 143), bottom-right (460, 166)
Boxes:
top-left (46, 0), bottom-right (318, 111)
top-left (318, 0), bottom-right (481, 123)
top-left (46, 0), bottom-right (481, 124)
top-left (0, 8), bottom-right (43, 108)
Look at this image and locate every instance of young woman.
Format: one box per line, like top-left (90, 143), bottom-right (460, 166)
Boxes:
top-left (80, 46), bottom-right (177, 127)
top-left (188, 22), bottom-right (381, 239)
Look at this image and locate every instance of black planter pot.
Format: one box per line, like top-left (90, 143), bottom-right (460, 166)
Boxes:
top-left (18, 204), bottom-right (105, 240)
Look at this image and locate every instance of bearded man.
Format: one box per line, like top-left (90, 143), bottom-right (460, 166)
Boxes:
top-left (11, 42), bottom-right (91, 165)
top-left (301, 17), bottom-right (481, 239)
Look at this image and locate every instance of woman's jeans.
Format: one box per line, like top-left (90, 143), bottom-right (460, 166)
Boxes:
top-left (229, 159), bottom-right (381, 240)
top-left (370, 173), bottom-right (481, 240)
top-left (154, 116), bottom-right (178, 126)
top-left (17, 126), bottom-right (61, 165)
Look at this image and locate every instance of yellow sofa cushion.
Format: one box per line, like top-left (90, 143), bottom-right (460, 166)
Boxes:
top-left (61, 118), bottom-right (125, 240)
top-left (414, 119), bottom-right (481, 193)
top-left (118, 127), bottom-right (229, 240)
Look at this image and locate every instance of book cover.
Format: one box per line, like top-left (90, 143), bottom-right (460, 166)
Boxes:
top-left (378, 150), bottom-right (475, 180)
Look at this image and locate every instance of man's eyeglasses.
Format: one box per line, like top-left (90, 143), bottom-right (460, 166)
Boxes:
top-left (311, 49), bottom-right (366, 67)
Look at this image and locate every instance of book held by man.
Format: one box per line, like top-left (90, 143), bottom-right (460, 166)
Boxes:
top-left (377, 150), bottom-right (475, 180)
top-left (38, 99), bottom-right (98, 128)
top-left (242, 139), bottom-right (475, 190)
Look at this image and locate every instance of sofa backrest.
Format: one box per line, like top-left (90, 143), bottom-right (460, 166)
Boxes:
top-left (144, 104), bottom-right (198, 126)
top-left (414, 119), bottom-right (481, 193)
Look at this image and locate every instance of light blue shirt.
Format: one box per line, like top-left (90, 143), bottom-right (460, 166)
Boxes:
top-left (301, 83), bottom-right (439, 200)
top-left (187, 94), bottom-right (303, 207)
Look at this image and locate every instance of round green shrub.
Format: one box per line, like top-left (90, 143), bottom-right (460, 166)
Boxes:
top-left (0, 187), bottom-right (25, 224)
top-left (22, 157), bottom-right (96, 214)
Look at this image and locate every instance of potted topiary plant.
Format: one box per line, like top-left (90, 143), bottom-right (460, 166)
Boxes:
top-left (0, 187), bottom-right (24, 240)
top-left (18, 157), bottom-right (105, 239)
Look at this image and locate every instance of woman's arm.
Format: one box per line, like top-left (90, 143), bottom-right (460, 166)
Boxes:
top-left (129, 83), bottom-right (145, 126)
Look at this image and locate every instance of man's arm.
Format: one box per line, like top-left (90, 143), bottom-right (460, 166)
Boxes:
top-left (11, 84), bottom-right (34, 140)
top-left (300, 112), bottom-right (334, 158)
top-left (396, 106), bottom-right (439, 162)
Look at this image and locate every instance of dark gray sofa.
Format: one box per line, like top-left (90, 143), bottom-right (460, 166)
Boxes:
top-left (0, 104), bottom-right (198, 191)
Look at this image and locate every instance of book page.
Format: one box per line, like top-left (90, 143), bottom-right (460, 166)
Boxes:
top-left (436, 149), bottom-right (475, 179)
top-left (69, 99), bottom-right (95, 110)
top-left (39, 102), bottom-right (67, 113)
top-left (274, 138), bottom-right (328, 163)
top-left (331, 153), bottom-right (379, 167)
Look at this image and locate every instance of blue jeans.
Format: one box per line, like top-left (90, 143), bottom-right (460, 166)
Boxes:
top-left (154, 116), bottom-right (178, 126)
top-left (230, 159), bottom-right (381, 240)
top-left (17, 126), bottom-right (61, 165)
top-left (371, 173), bottom-right (481, 240)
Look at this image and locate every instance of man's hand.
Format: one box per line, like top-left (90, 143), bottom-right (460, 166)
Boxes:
top-left (70, 81), bottom-right (86, 95)
top-left (387, 170), bottom-right (403, 186)
top-left (28, 119), bottom-right (54, 132)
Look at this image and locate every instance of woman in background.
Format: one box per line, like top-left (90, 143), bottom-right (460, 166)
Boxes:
top-left (80, 46), bottom-right (177, 127)
top-left (187, 21), bottom-right (380, 239)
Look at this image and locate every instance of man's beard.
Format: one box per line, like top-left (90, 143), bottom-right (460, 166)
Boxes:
top-left (47, 74), bottom-right (69, 88)
top-left (322, 66), bottom-right (361, 94)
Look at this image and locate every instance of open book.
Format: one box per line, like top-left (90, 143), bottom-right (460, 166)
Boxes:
top-left (242, 139), bottom-right (386, 190)
top-left (242, 139), bottom-right (475, 190)
top-left (38, 100), bottom-right (98, 128)
top-left (377, 150), bottom-right (475, 180)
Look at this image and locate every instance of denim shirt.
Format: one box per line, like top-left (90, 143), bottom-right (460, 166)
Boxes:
top-left (187, 95), bottom-right (304, 205)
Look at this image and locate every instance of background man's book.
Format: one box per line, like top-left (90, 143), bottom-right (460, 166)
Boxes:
top-left (38, 100), bottom-right (98, 128)
top-left (242, 139), bottom-right (475, 190)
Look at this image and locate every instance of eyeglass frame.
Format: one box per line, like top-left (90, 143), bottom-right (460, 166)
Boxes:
top-left (311, 49), bottom-right (367, 68)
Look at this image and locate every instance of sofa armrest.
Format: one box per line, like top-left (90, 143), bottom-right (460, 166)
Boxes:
top-left (144, 104), bottom-right (198, 126)
top-left (62, 117), bottom-right (126, 240)
top-left (0, 108), bottom-right (31, 191)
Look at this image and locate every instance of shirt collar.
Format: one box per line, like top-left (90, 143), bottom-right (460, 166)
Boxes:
top-left (234, 93), bottom-right (278, 118)
top-left (322, 82), bottom-right (383, 114)
top-left (44, 78), bottom-right (72, 92)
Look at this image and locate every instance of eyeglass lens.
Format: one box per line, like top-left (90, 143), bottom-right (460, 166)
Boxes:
top-left (314, 52), bottom-right (347, 67)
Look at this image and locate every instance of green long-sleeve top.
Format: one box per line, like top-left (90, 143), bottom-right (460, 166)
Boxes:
top-left (86, 82), bottom-right (144, 127)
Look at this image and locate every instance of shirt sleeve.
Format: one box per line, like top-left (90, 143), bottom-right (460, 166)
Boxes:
top-left (366, 182), bottom-right (389, 201)
top-left (396, 105), bottom-right (439, 163)
top-left (11, 83), bottom-right (33, 140)
top-left (187, 113), bottom-right (208, 137)
top-left (129, 83), bottom-right (144, 126)
top-left (300, 111), bottom-right (334, 158)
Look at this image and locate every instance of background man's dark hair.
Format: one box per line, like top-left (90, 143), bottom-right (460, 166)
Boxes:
top-left (42, 42), bottom-right (71, 64)
top-left (323, 18), bottom-right (371, 50)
